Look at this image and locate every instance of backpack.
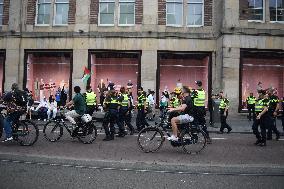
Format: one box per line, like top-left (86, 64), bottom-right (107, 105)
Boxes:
top-left (12, 90), bottom-right (28, 107)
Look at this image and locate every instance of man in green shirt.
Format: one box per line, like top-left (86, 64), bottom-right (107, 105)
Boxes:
top-left (65, 86), bottom-right (86, 125)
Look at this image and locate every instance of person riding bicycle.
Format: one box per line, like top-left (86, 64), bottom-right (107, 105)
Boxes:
top-left (65, 86), bottom-right (86, 137)
top-left (2, 83), bottom-right (27, 142)
top-left (167, 86), bottom-right (194, 141)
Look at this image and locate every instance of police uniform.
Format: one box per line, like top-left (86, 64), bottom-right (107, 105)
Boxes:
top-left (219, 98), bottom-right (232, 133)
top-left (136, 92), bottom-right (149, 131)
top-left (85, 91), bottom-right (97, 116)
top-left (117, 93), bottom-right (134, 136)
top-left (102, 93), bottom-right (119, 141)
top-left (252, 97), bottom-right (269, 146)
top-left (267, 94), bottom-right (280, 140)
top-left (246, 95), bottom-right (256, 121)
top-left (192, 89), bottom-right (209, 138)
top-left (170, 96), bottom-right (180, 108)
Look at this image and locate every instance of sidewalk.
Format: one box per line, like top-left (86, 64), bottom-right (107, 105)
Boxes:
top-left (208, 113), bottom-right (284, 134)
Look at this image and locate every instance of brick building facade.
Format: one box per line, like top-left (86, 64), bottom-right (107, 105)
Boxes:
top-left (0, 0), bottom-right (283, 113)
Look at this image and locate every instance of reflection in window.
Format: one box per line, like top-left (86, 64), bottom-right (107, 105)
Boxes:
top-left (90, 53), bottom-right (139, 101)
top-left (248, 0), bottom-right (264, 21)
top-left (241, 55), bottom-right (284, 110)
top-left (0, 0), bottom-right (3, 25)
top-left (187, 0), bottom-right (203, 26)
top-left (270, 0), bottom-right (284, 22)
top-left (119, 0), bottom-right (135, 25)
top-left (166, 0), bottom-right (183, 26)
top-left (99, 0), bottom-right (115, 25)
top-left (26, 53), bottom-right (71, 101)
top-left (0, 54), bottom-right (4, 95)
top-left (54, 0), bottom-right (69, 25)
top-left (159, 54), bottom-right (209, 105)
top-left (36, 0), bottom-right (51, 25)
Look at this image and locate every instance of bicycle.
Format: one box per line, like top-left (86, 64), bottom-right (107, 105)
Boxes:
top-left (0, 104), bottom-right (39, 146)
top-left (137, 110), bottom-right (207, 154)
top-left (43, 108), bottom-right (97, 144)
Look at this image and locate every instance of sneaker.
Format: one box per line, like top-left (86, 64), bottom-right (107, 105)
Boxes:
top-left (227, 128), bottom-right (232, 134)
top-left (43, 119), bottom-right (47, 122)
top-left (167, 135), bottom-right (179, 141)
top-left (2, 137), bottom-right (13, 142)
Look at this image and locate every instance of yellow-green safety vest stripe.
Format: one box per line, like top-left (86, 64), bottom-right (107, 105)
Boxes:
top-left (171, 97), bottom-right (180, 108)
top-left (255, 99), bottom-right (265, 112)
top-left (121, 94), bottom-right (129, 107)
top-left (137, 94), bottom-right (146, 107)
top-left (219, 99), bottom-right (228, 109)
top-left (86, 92), bottom-right (97, 105)
top-left (194, 90), bottom-right (206, 107)
top-left (247, 96), bottom-right (256, 105)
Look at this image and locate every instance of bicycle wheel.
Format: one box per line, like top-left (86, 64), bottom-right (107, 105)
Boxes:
top-left (137, 127), bottom-right (164, 153)
top-left (43, 120), bottom-right (63, 142)
top-left (77, 121), bottom-right (97, 144)
top-left (180, 127), bottom-right (207, 154)
top-left (15, 120), bottom-right (39, 146)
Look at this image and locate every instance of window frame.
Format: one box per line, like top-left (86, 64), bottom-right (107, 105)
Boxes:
top-left (166, 0), bottom-right (184, 27)
top-left (269, 0), bottom-right (284, 23)
top-left (248, 0), bottom-right (265, 23)
top-left (186, 0), bottom-right (204, 27)
top-left (0, 0), bottom-right (3, 26)
top-left (53, 0), bottom-right (69, 26)
top-left (35, 0), bottom-right (52, 26)
top-left (98, 0), bottom-right (115, 26)
top-left (118, 0), bottom-right (135, 26)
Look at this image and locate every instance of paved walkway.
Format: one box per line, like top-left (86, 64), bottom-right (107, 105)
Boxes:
top-left (208, 113), bottom-right (284, 134)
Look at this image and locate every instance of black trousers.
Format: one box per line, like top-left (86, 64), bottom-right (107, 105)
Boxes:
top-left (117, 107), bottom-right (134, 134)
top-left (193, 106), bottom-right (209, 137)
top-left (136, 108), bottom-right (149, 131)
top-left (86, 105), bottom-right (96, 116)
top-left (220, 110), bottom-right (232, 132)
top-left (247, 104), bottom-right (255, 121)
top-left (267, 113), bottom-right (280, 139)
top-left (103, 110), bottom-right (118, 137)
top-left (252, 115), bottom-right (267, 142)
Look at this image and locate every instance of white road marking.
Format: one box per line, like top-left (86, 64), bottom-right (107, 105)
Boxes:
top-left (211, 138), bottom-right (227, 140)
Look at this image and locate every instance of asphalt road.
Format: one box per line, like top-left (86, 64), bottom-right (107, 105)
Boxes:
top-left (0, 126), bottom-right (284, 189)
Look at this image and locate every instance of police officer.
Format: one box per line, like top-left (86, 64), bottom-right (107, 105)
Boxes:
top-left (267, 89), bottom-right (280, 140)
top-left (136, 87), bottom-right (149, 131)
top-left (102, 90), bottom-right (120, 141)
top-left (84, 85), bottom-right (97, 116)
top-left (252, 90), bottom-right (269, 146)
top-left (218, 91), bottom-right (232, 134)
top-left (170, 88), bottom-right (181, 108)
top-left (246, 92), bottom-right (256, 121)
top-left (117, 87), bottom-right (134, 137)
top-left (192, 81), bottom-right (211, 143)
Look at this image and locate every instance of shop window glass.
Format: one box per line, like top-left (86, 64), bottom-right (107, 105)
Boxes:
top-left (99, 0), bottom-right (115, 25)
top-left (26, 53), bottom-right (71, 101)
top-left (0, 0), bottom-right (3, 25)
top-left (159, 54), bottom-right (209, 105)
top-left (0, 55), bottom-right (4, 95)
top-left (187, 0), bottom-right (203, 26)
top-left (36, 0), bottom-right (51, 25)
top-left (248, 0), bottom-right (264, 21)
top-left (241, 56), bottom-right (284, 110)
top-left (119, 0), bottom-right (135, 25)
top-left (166, 0), bottom-right (183, 26)
top-left (270, 0), bottom-right (284, 22)
top-left (54, 0), bottom-right (69, 25)
top-left (90, 53), bottom-right (139, 102)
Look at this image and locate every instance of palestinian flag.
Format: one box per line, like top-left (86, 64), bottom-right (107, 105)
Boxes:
top-left (82, 66), bottom-right (91, 84)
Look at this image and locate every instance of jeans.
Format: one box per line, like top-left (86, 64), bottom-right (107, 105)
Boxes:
top-left (4, 112), bottom-right (21, 138)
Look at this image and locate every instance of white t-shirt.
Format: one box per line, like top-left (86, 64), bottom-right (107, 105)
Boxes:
top-left (148, 94), bottom-right (155, 105)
